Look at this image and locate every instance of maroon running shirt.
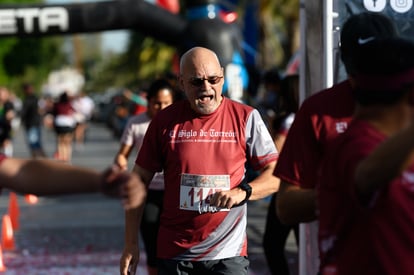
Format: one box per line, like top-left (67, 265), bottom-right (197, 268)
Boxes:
top-left (274, 80), bottom-right (355, 188)
top-left (137, 97), bottom-right (278, 261)
top-left (318, 119), bottom-right (414, 275)
top-left (272, 80), bottom-right (355, 274)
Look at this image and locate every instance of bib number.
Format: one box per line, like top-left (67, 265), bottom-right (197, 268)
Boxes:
top-left (179, 174), bottom-right (230, 213)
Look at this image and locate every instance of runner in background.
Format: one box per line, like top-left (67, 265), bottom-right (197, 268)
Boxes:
top-left (0, 87), bottom-right (15, 157)
top-left (72, 92), bottom-right (95, 151)
top-left (274, 12), bottom-right (398, 273)
top-left (20, 83), bottom-right (47, 158)
top-left (115, 78), bottom-right (175, 275)
top-left (318, 36), bottom-right (414, 275)
top-left (52, 91), bottom-right (77, 163)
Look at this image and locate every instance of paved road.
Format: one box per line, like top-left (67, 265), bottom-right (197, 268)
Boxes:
top-left (0, 122), bottom-right (298, 274)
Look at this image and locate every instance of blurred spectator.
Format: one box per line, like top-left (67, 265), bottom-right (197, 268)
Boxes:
top-left (257, 68), bottom-right (282, 127)
top-left (0, 87), bottom-right (15, 156)
top-left (285, 52), bottom-right (300, 76)
top-left (52, 92), bottom-right (77, 162)
top-left (71, 92), bottom-right (95, 150)
top-left (8, 91), bottom-right (22, 130)
top-left (123, 88), bottom-right (148, 115)
top-left (20, 83), bottom-right (47, 158)
top-left (263, 74), bottom-right (300, 275)
top-left (39, 94), bottom-right (55, 129)
top-left (109, 91), bottom-right (137, 138)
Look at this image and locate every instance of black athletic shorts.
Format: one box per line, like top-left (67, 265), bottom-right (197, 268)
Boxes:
top-left (158, 256), bottom-right (249, 275)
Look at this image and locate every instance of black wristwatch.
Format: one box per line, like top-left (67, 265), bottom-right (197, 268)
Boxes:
top-left (236, 180), bottom-right (252, 206)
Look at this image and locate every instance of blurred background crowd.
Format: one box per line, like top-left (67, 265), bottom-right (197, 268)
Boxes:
top-left (0, 62), bottom-right (298, 156)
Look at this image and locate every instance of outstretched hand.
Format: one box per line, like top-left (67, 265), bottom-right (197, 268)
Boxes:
top-left (100, 165), bottom-right (146, 209)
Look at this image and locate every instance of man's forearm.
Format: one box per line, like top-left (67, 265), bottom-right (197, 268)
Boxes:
top-left (124, 206), bottom-right (144, 246)
top-left (276, 181), bottom-right (317, 225)
top-left (249, 162), bottom-right (279, 200)
top-left (4, 158), bottom-right (101, 195)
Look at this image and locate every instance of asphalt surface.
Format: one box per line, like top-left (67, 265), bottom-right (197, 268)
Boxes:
top-left (0, 120), bottom-right (298, 274)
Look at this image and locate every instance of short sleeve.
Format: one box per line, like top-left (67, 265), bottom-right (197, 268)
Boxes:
top-left (245, 109), bottom-right (278, 170)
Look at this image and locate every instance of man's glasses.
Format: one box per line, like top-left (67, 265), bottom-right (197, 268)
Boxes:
top-left (188, 76), bottom-right (223, 87)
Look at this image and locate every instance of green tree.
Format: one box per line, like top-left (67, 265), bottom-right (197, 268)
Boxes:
top-left (3, 37), bottom-right (65, 91)
top-left (0, 0), bottom-right (66, 94)
top-left (258, 0), bottom-right (300, 70)
top-left (0, 38), bottom-right (18, 85)
top-left (88, 31), bottom-right (176, 92)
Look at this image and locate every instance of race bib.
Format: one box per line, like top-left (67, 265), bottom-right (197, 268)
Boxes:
top-left (179, 173), bottom-right (230, 213)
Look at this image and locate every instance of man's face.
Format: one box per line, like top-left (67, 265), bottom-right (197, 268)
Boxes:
top-left (180, 52), bottom-right (224, 115)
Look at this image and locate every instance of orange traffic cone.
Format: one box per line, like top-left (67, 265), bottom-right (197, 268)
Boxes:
top-left (1, 214), bottom-right (15, 250)
top-left (8, 192), bottom-right (19, 231)
top-left (0, 245), bottom-right (6, 272)
top-left (24, 194), bottom-right (38, 205)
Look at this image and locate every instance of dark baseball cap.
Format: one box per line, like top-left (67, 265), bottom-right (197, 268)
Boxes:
top-left (340, 12), bottom-right (399, 75)
top-left (353, 37), bottom-right (414, 105)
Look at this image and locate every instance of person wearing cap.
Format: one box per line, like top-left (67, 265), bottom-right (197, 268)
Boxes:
top-left (318, 37), bottom-right (414, 275)
top-left (0, 153), bottom-right (146, 210)
top-left (273, 12), bottom-right (398, 272)
top-left (120, 46), bottom-right (279, 275)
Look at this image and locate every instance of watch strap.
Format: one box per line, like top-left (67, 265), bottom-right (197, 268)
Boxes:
top-left (233, 179), bottom-right (252, 207)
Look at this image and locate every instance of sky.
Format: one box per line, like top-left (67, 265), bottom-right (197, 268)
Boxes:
top-left (100, 30), bottom-right (129, 53)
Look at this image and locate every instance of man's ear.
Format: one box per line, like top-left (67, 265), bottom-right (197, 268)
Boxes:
top-left (178, 75), bottom-right (185, 91)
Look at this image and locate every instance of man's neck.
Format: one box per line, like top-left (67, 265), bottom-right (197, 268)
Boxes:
top-left (355, 103), bottom-right (412, 136)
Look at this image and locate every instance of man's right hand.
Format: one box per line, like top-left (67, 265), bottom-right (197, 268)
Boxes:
top-left (120, 245), bottom-right (140, 275)
top-left (101, 166), bottom-right (147, 210)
